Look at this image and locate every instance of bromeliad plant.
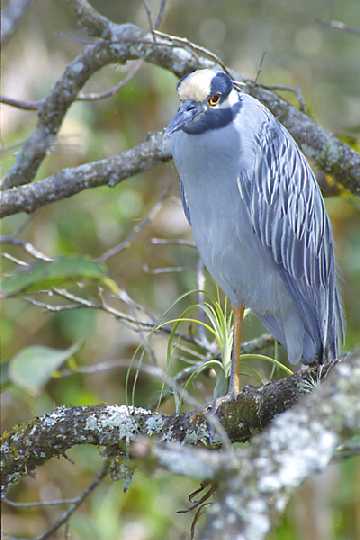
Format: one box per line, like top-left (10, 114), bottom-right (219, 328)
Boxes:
top-left (156, 289), bottom-right (293, 404)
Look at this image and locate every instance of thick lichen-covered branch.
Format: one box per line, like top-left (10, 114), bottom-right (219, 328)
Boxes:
top-left (1, 364), bottom-right (327, 494)
top-left (124, 354), bottom-right (359, 540)
top-left (199, 354), bottom-right (360, 540)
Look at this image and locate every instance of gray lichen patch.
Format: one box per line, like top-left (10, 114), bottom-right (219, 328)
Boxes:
top-left (84, 405), bottom-right (153, 444)
top-left (144, 414), bottom-right (164, 435)
top-left (183, 421), bottom-right (210, 445)
top-left (258, 411), bottom-right (337, 495)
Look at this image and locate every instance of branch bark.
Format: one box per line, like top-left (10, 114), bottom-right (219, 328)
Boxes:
top-left (0, 0), bottom-right (32, 46)
top-left (0, 132), bottom-right (169, 217)
top-left (199, 353), bottom-right (360, 540)
top-left (1, 0), bottom-right (359, 204)
top-left (1, 361), bottom-right (333, 495)
top-left (2, 353), bottom-right (358, 540)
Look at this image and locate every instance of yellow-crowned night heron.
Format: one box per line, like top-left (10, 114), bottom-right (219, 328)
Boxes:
top-left (166, 68), bottom-right (344, 395)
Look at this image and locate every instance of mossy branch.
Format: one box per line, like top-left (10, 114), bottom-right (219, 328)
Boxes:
top-left (0, 358), bottom-right (348, 495)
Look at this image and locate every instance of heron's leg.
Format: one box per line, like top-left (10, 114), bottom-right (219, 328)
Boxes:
top-left (229, 304), bottom-right (245, 396)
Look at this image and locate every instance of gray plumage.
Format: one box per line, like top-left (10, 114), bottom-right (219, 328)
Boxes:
top-left (166, 69), bottom-right (344, 364)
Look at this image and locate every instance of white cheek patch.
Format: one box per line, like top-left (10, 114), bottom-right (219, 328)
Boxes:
top-left (178, 69), bottom-right (215, 102)
top-left (219, 88), bottom-right (238, 108)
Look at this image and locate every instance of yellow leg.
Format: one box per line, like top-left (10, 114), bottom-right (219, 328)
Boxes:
top-left (230, 305), bottom-right (245, 396)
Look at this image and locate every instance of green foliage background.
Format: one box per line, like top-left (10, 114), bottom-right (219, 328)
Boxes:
top-left (1, 1), bottom-right (359, 539)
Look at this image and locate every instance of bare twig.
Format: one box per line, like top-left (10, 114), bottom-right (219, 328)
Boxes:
top-left (316, 18), bottom-right (360, 36)
top-left (0, 95), bottom-right (40, 111)
top-left (0, 235), bottom-right (51, 260)
top-left (143, 0), bottom-right (167, 40)
top-left (143, 0), bottom-right (157, 41)
top-left (97, 189), bottom-right (168, 262)
top-left (143, 264), bottom-right (186, 274)
top-left (151, 238), bottom-right (195, 248)
top-left (0, 131), bottom-right (170, 217)
top-left (0, 61), bottom-right (143, 109)
top-left (77, 60), bottom-right (143, 101)
top-left (0, 235), bottom-right (273, 359)
top-left (260, 83), bottom-right (306, 112)
top-left (154, 0), bottom-right (167, 30)
top-left (254, 51), bottom-right (267, 85)
top-left (33, 461), bottom-right (109, 540)
top-left (1, 0), bottom-right (32, 46)
top-left (3, 495), bottom-right (80, 508)
top-left (153, 29), bottom-right (230, 74)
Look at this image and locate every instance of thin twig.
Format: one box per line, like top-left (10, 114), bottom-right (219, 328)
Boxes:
top-left (97, 190), bottom-right (168, 262)
top-left (143, 264), bottom-right (186, 274)
top-left (78, 60), bottom-right (143, 101)
top-left (154, 0), bottom-right (167, 30)
top-left (153, 30), bottom-right (230, 73)
top-left (1, 0), bottom-right (32, 46)
top-left (25, 297), bottom-right (78, 312)
top-left (0, 95), bottom-right (40, 110)
top-left (316, 18), bottom-right (360, 36)
top-left (260, 83), bottom-right (306, 112)
top-left (151, 238), bottom-right (195, 248)
top-left (0, 235), bottom-right (273, 357)
top-left (143, 0), bottom-right (167, 42)
top-left (33, 461), bottom-right (109, 540)
top-left (143, 0), bottom-right (157, 41)
top-left (254, 51), bottom-right (267, 85)
top-left (2, 495), bottom-right (80, 508)
top-left (0, 61), bottom-right (143, 109)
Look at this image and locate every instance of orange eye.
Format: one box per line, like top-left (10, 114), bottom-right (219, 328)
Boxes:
top-left (208, 94), bottom-right (221, 107)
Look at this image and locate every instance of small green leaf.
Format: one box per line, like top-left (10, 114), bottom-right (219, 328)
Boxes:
top-left (0, 256), bottom-right (109, 297)
top-left (8, 343), bottom-right (79, 394)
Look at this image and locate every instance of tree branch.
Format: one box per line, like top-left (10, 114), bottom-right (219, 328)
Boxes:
top-left (2, 0), bottom-right (359, 200)
top-left (34, 462), bottom-right (109, 540)
top-left (199, 353), bottom-right (360, 540)
top-left (0, 0), bottom-right (32, 46)
top-left (316, 18), bottom-right (360, 36)
top-left (0, 132), bottom-right (170, 217)
top-left (0, 359), bottom-right (344, 495)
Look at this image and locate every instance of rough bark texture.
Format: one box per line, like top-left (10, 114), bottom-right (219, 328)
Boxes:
top-left (199, 354), bottom-right (360, 540)
top-left (2, 354), bottom-right (357, 539)
top-left (0, 132), bottom-right (170, 217)
top-left (0, 363), bottom-right (329, 495)
top-left (1, 0), bottom-right (359, 218)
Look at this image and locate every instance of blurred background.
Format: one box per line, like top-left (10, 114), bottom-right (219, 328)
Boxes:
top-left (1, 1), bottom-right (359, 539)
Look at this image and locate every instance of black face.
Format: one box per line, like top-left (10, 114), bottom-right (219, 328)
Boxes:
top-left (209, 71), bottom-right (233, 103)
top-left (183, 100), bottom-right (242, 135)
top-left (167, 71), bottom-right (241, 137)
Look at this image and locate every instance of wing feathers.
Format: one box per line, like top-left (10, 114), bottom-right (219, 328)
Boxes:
top-left (236, 111), bottom-right (343, 359)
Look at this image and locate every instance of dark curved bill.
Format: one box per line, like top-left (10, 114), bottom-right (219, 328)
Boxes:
top-left (165, 100), bottom-right (205, 136)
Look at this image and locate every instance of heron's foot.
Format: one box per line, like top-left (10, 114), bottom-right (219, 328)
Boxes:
top-left (177, 480), bottom-right (217, 514)
top-left (206, 391), bottom-right (233, 415)
top-left (177, 481), bottom-right (217, 540)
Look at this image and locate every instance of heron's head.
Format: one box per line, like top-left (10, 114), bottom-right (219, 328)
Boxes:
top-left (166, 69), bottom-right (241, 136)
